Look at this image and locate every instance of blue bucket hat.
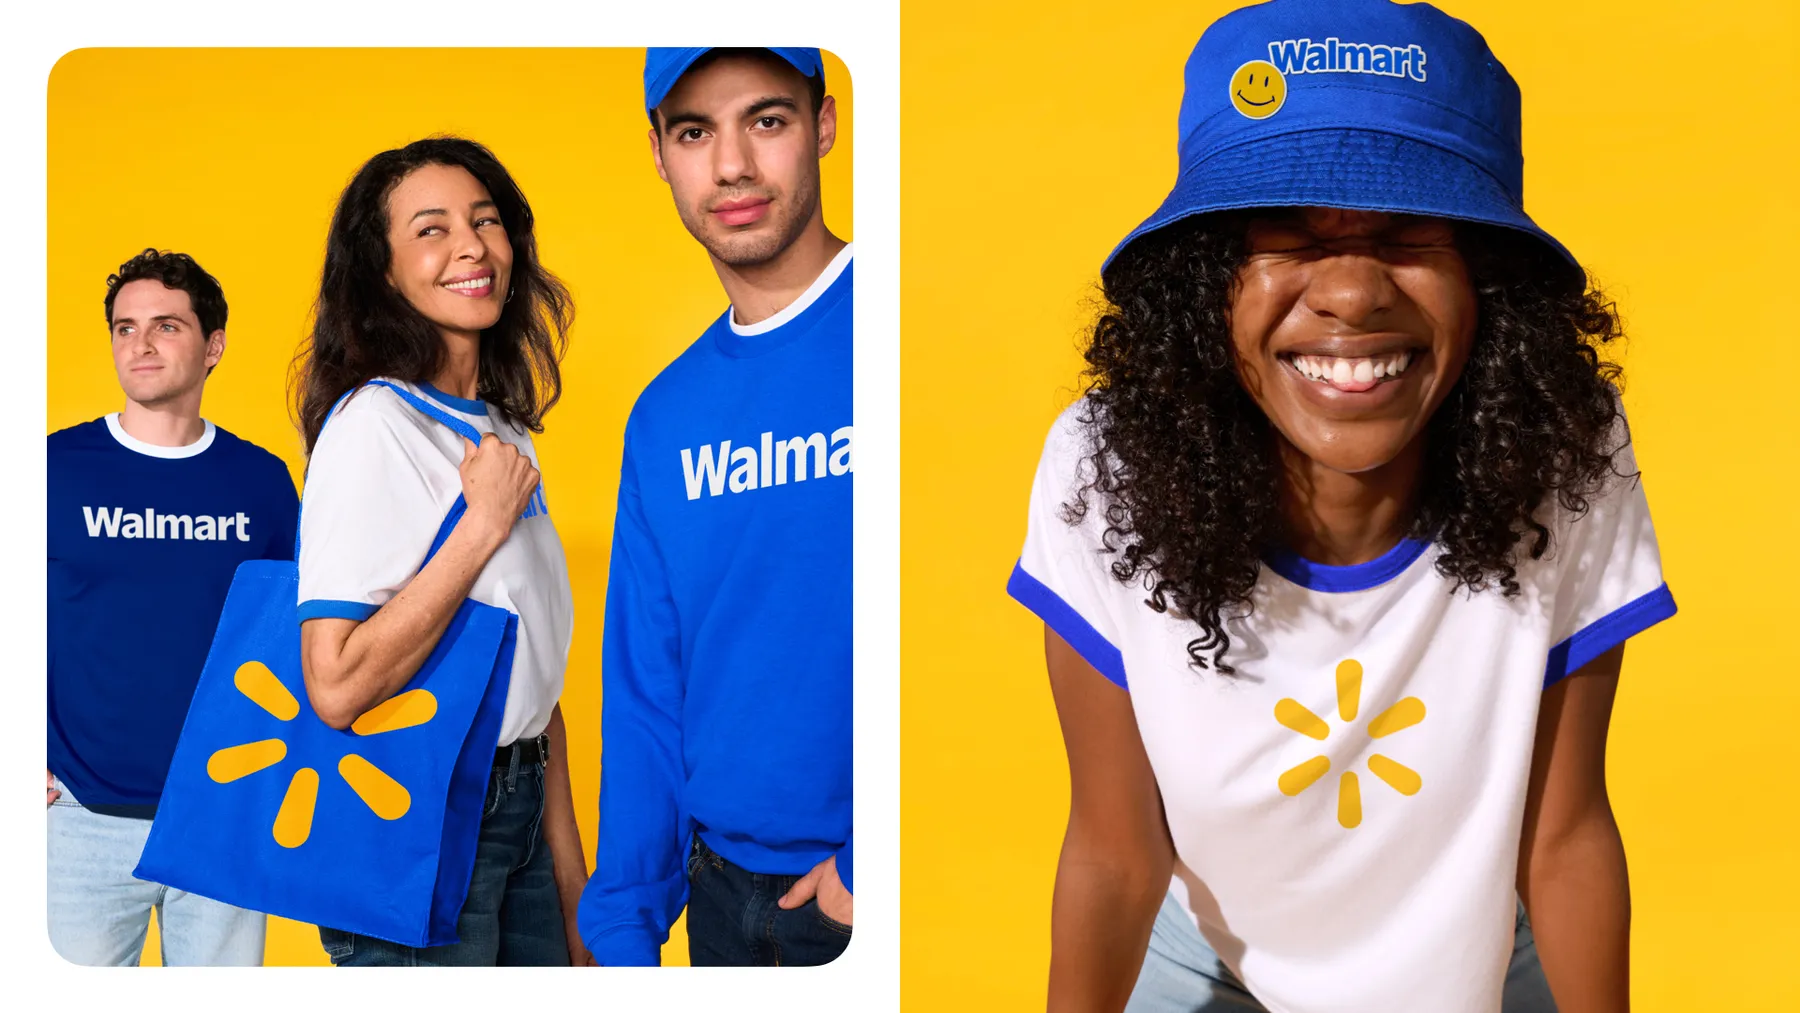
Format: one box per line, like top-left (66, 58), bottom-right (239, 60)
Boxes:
top-left (1105, 0), bottom-right (1574, 274)
top-left (643, 47), bottom-right (824, 112)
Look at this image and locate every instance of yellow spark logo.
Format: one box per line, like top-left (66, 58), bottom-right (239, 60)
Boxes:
top-left (206, 660), bottom-right (434, 848)
top-left (1274, 659), bottom-right (1425, 828)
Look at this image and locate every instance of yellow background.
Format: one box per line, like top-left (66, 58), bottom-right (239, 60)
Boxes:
top-left (46, 47), bottom-right (852, 967)
top-left (902, 1), bottom-right (1798, 1009)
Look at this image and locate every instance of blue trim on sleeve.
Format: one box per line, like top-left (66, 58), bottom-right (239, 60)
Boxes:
top-left (1264, 537), bottom-right (1431, 593)
top-left (296, 599), bottom-right (379, 622)
top-left (1543, 582), bottom-right (1677, 688)
top-left (1006, 559), bottom-right (1128, 690)
top-left (294, 505), bottom-right (463, 626)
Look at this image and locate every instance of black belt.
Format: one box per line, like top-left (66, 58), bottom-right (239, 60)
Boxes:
top-left (494, 732), bottom-right (551, 769)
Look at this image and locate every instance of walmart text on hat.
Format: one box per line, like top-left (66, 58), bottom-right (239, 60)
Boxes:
top-left (1267, 38), bottom-right (1427, 82)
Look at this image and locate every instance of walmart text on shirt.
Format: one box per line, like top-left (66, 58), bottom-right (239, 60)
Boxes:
top-left (680, 426), bottom-right (854, 501)
top-left (83, 506), bottom-right (255, 541)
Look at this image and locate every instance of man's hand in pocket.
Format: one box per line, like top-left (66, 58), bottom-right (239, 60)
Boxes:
top-left (777, 854), bottom-right (852, 926)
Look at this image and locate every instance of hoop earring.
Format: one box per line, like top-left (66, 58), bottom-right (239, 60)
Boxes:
top-left (505, 284), bottom-right (515, 305)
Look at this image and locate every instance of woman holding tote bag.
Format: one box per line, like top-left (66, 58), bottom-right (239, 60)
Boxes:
top-left (291, 136), bottom-right (586, 967)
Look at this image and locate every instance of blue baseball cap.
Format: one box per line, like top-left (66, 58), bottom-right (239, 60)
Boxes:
top-left (643, 47), bottom-right (824, 112)
top-left (1104, 0), bottom-right (1575, 274)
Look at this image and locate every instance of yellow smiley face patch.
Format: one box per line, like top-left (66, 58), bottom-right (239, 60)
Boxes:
top-left (1230, 59), bottom-right (1287, 119)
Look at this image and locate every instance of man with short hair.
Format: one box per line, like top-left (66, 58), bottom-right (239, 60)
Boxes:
top-left (578, 47), bottom-right (853, 967)
top-left (48, 248), bottom-right (298, 965)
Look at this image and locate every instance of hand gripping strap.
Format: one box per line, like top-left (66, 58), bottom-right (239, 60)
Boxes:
top-left (296, 381), bottom-right (481, 564)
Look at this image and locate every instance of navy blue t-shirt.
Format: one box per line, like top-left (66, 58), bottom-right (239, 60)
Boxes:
top-left (48, 416), bottom-right (298, 818)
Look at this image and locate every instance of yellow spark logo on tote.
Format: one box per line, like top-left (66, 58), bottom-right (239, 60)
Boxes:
top-left (1274, 659), bottom-right (1425, 828)
top-left (205, 660), bottom-right (433, 848)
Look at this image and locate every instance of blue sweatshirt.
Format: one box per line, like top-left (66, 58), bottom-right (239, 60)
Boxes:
top-left (48, 416), bottom-right (298, 817)
top-left (580, 249), bottom-right (853, 965)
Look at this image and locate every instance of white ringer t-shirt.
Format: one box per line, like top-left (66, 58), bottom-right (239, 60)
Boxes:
top-left (297, 379), bottom-right (573, 745)
top-left (1007, 401), bottom-right (1675, 1013)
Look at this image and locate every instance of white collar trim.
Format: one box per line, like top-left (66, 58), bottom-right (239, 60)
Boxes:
top-left (105, 413), bottom-right (216, 459)
top-left (728, 243), bottom-right (854, 337)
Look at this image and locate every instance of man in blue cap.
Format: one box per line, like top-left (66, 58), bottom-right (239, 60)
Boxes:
top-left (1009, 1), bottom-right (1659, 1010)
top-left (579, 47), bottom-right (853, 967)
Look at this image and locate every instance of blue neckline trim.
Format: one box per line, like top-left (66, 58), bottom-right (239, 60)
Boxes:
top-left (418, 381), bottom-right (488, 416)
top-left (1263, 537), bottom-right (1431, 593)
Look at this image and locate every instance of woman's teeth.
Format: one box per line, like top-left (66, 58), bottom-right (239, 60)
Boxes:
top-left (444, 277), bottom-right (491, 291)
top-left (1289, 351), bottom-right (1413, 387)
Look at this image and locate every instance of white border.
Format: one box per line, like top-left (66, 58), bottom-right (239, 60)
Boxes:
top-left (8, 2), bottom-right (898, 1009)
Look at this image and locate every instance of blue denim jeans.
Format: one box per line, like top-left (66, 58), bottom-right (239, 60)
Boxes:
top-left (317, 757), bottom-right (568, 966)
top-left (46, 775), bottom-right (266, 966)
top-left (685, 835), bottom-right (852, 966)
top-left (1127, 889), bottom-right (1559, 1012)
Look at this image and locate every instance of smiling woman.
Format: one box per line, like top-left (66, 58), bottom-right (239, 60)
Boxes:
top-left (1084, 207), bottom-right (1623, 672)
top-left (280, 135), bottom-right (587, 967)
top-left (293, 137), bottom-right (570, 454)
top-left (994, 1), bottom-right (1670, 1011)
top-left (382, 163), bottom-right (516, 347)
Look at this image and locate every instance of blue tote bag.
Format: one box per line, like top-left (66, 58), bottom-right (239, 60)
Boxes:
top-left (137, 381), bottom-right (516, 948)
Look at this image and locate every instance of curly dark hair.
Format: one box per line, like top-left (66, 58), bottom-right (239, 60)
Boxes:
top-left (291, 136), bottom-right (571, 453)
top-left (1069, 212), bottom-right (1626, 674)
top-left (105, 248), bottom-right (228, 336)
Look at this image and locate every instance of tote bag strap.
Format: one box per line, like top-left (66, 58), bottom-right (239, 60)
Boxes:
top-left (359, 379), bottom-right (485, 445)
top-left (296, 380), bottom-right (485, 565)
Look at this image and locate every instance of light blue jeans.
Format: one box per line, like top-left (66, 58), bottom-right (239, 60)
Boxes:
top-left (47, 776), bottom-right (265, 966)
top-left (1127, 889), bottom-right (1558, 1012)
